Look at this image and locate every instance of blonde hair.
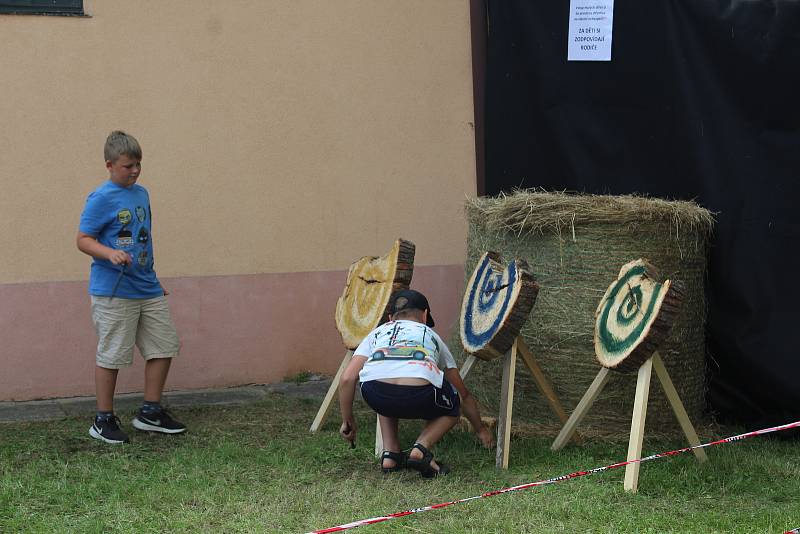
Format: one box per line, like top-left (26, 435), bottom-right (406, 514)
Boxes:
top-left (104, 130), bottom-right (142, 162)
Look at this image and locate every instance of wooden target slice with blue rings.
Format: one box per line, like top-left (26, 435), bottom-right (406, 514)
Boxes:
top-left (460, 251), bottom-right (539, 361)
top-left (335, 239), bottom-right (415, 349)
top-left (594, 259), bottom-right (685, 372)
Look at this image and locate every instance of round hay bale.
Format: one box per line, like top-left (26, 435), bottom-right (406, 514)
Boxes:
top-left (456, 190), bottom-right (714, 435)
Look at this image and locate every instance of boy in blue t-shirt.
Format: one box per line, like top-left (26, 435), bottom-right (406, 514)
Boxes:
top-left (77, 130), bottom-right (186, 444)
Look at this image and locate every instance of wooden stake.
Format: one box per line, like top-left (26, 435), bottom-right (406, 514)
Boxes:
top-left (517, 338), bottom-right (570, 426)
top-left (624, 357), bottom-right (654, 492)
top-left (459, 354), bottom-right (477, 380)
top-left (309, 350), bottom-right (353, 432)
top-left (496, 338), bottom-right (518, 469)
top-left (551, 367), bottom-right (611, 451)
top-left (374, 415), bottom-right (383, 457)
top-left (652, 352), bottom-right (708, 462)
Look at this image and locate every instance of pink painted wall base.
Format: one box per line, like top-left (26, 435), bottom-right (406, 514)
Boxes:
top-left (0, 266), bottom-right (465, 401)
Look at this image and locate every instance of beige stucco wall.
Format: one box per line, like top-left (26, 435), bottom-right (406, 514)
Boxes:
top-left (0, 0), bottom-right (475, 284)
top-left (0, 1), bottom-right (476, 401)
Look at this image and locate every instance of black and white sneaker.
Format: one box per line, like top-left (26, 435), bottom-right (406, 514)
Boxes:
top-left (89, 415), bottom-right (130, 444)
top-left (132, 409), bottom-right (186, 434)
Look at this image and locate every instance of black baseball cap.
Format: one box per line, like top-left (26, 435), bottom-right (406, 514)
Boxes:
top-left (390, 289), bottom-right (435, 327)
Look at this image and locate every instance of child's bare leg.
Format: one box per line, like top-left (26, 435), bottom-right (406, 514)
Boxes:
top-left (378, 415), bottom-right (401, 468)
top-left (95, 366), bottom-right (119, 412)
top-left (409, 415), bottom-right (459, 469)
top-left (133, 356), bottom-right (185, 434)
top-left (143, 357), bottom-right (171, 402)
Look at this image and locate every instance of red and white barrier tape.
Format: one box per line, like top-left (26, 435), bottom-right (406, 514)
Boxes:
top-left (307, 420), bottom-right (800, 533)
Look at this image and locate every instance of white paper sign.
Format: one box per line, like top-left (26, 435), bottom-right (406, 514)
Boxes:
top-left (567, 0), bottom-right (614, 61)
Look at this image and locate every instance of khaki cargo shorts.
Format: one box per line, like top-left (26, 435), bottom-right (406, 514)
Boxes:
top-left (91, 295), bottom-right (180, 369)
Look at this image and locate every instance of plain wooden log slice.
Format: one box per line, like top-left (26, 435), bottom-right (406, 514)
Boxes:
top-left (460, 251), bottom-right (539, 361)
top-left (335, 239), bottom-right (415, 349)
top-left (594, 258), bottom-right (685, 372)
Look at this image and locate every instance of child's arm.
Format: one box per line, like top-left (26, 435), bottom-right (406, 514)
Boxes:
top-left (444, 367), bottom-right (496, 449)
top-left (338, 355), bottom-right (367, 445)
top-left (76, 232), bottom-right (131, 265)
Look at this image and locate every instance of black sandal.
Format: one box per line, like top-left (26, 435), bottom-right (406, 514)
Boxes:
top-left (380, 450), bottom-right (406, 473)
top-left (406, 443), bottom-right (450, 478)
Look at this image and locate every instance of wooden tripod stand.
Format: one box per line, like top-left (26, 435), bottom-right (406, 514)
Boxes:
top-left (551, 351), bottom-right (707, 492)
top-left (461, 336), bottom-right (577, 469)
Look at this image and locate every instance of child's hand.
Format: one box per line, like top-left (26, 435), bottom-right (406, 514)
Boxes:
top-left (477, 424), bottom-right (496, 449)
top-left (107, 249), bottom-right (131, 266)
top-left (340, 420), bottom-right (357, 447)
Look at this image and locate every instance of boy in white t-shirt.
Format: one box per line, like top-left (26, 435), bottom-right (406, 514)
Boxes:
top-left (338, 289), bottom-right (494, 477)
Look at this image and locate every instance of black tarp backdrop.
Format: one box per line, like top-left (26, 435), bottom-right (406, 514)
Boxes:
top-left (483, 1), bottom-right (800, 428)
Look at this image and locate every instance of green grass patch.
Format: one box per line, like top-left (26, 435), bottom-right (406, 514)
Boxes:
top-left (0, 394), bottom-right (797, 533)
top-left (285, 371), bottom-right (313, 385)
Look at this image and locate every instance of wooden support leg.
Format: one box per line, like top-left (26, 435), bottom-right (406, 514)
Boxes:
top-left (652, 352), bottom-right (708, 462)
top-left (624, 357), bottom-right (654, 493)
top-left (551, 367), bottom-right (611, 451)
top-left (516, 339), bottom-right (572, 427)
top-left (374, 415), bottom-right (383, 457)
top-left (459, 354), bottom-right (477, 380)
top-left (496, 339), bottom-right (518, 469)
top-left (309, 350), bottom-right (353, 432)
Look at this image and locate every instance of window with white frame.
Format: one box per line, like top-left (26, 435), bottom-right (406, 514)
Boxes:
top-left (0, 1), bottom-right (84, 16)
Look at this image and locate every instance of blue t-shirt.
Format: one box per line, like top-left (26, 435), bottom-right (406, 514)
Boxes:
top-left (79, 180), bottom-right (163, 298)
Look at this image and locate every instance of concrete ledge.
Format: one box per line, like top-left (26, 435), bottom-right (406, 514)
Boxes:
top-left (0, 378), bottom-right (332, 423)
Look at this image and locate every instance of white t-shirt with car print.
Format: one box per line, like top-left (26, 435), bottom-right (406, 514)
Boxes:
top-left (355, 320), bottom-right (457, 388)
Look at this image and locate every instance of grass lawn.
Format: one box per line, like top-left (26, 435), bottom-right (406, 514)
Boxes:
top-left (0, 392), bottom-right (797, 533)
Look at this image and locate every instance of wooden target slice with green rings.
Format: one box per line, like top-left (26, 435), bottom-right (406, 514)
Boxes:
top-left (594, 259), bottom-right (685, 372)
top-left (335, 239), bottom-right (415, 349)
top-left (460, 251), bottom-right (539, 361)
